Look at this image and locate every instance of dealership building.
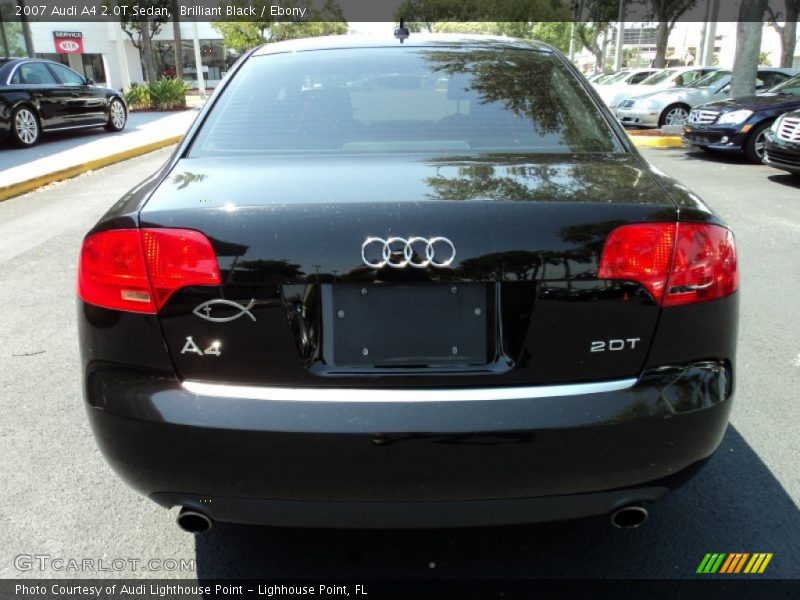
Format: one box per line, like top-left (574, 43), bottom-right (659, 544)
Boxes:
top-left (1, 19), bottom-right (229, 90)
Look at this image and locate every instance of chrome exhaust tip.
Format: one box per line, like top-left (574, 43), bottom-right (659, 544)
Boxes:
top-left (610, 505), bottom-right (649, 529)
top-left (176, 508), bottom-right (213, 534)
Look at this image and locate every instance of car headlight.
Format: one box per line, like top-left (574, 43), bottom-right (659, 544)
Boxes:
top-left (770, 116), bottom-right (782, 132)
top-left (716, 109), bottom-right (753, 125)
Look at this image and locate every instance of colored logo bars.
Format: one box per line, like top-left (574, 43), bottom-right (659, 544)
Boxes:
top-left (696, 553), bottom-right (773, 574)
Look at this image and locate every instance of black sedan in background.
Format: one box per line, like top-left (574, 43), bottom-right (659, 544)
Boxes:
top-left (682, 73), bottom-right (800, 162)
top-left (0, 58), bottom-right (127, 147)
top-left (764, 109), bottom-right (800, 175)
top-left (78, 35), bottom-right (738, 533)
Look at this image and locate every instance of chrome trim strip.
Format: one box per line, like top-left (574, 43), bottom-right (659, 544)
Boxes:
top-left (43, 123), bottom-right (103, 132)
top-left (182, 378), bottom-right (637, 403)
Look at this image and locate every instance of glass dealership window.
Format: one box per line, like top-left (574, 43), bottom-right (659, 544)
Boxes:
top-left (82, 53), bottom-right (106, 83)
top-left (36, 53), bottom-right (69, 65)
top-left (154, 39), bottom-right (226, 83)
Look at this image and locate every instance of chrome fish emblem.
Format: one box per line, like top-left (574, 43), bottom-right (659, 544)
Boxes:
top-left (193, 299), bottom-right (256, 322)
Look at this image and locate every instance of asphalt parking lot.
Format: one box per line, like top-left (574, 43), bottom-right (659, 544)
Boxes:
top-left (1, 146), bottom-right (798, 580)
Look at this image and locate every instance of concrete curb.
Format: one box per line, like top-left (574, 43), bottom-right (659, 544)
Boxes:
top-left (0, 135), bottom-right (183, 202)
top-left (629, 135), bottom-right (683, 149)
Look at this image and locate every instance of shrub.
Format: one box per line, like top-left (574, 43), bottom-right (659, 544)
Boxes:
top-left (124, 83), bottom-right (151, 111)
top-left (147, 77), bottom-right (189, 111)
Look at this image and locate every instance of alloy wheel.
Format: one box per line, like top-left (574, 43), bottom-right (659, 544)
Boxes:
top-left (15, 109), bottom-right (38, 145)
top-left (664, 107), bottom-right (689, 126)
top-left (110, 101), bottom-right (126, 129)
top-left (754, 130), bottom-right (766, 159)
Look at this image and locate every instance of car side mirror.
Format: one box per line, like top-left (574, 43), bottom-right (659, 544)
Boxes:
top-left (85, 77), bottom-right (95, 85)
top-left (717, 84), bottom-right (730, 94)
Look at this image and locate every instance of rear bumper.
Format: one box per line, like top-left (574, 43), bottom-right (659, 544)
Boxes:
top-left (85, 360), bottom-right (733, 527)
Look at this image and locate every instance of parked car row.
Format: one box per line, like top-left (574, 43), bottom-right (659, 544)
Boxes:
top-left (596, 66), bottom-right (719, 111)
top-left (681, 73), bottom-right (800, 165)
top-left (614, 68), bottom-right (797, 127)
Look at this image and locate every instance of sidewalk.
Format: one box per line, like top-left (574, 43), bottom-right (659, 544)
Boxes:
top-left (0, 110), bottom-right (198, 201)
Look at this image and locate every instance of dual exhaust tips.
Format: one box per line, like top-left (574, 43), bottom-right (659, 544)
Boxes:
top-left (175, 505), bottom-right (648, 533)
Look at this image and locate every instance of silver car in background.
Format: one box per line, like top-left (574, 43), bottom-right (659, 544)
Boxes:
top-left (615, 68), bottom-right (797, 127)
top-left (599, 66), bottom-right (719, 109)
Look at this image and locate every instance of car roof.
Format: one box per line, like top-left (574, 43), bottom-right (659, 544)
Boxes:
top-left (251, 34), bottom-right (554, 56)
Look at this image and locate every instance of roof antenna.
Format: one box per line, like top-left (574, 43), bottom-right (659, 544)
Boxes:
top-left (394, 19), bottom-right (410, 44)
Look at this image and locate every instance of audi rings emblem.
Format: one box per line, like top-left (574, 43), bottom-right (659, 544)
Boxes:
top-left (361, 236), bottom-right (456, 269)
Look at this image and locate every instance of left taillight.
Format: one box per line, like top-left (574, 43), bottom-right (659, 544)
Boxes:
top-left (78, 228), bottom-right (221, 314)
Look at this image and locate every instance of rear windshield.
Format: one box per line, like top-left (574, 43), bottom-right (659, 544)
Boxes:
top-left (189, 47), bottom-right (620, 156)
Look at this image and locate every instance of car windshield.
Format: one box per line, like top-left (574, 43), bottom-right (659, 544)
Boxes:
top-left (595, 73), bottom-right (617, 84)
top-left (640, 69), bottom-right (678, 85)
top-left (598, 71), bottom-right (630, 84)
top-left (768, 73), bottom-right (800, 95)
top-left (190, 47), bottom-right (621, 156)
top-left (688, 70), bottom-right (731, 88)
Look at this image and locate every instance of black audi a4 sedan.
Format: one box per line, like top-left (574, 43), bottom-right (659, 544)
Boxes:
top-left (682, 73), bottom-right (800, 162)
top-left (0, 58), bottom-right (127, 147)
top-left (763, 109), bottom-right (800, 175)
top-left (78, 35), bottom-right (738, 533)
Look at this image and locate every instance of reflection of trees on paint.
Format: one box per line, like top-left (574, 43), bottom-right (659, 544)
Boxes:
top-left (235, 259), bottom-right (305, 283)
top-left (171, 172), bottom-right (208, 190)
top-left (423, 156), bottom-right (662, 204)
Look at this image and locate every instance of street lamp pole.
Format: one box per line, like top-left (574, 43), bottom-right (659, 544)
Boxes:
top-left (614, 0), bottom-right (625, 70)
top-left (192, 21), bottom-right (206, 99)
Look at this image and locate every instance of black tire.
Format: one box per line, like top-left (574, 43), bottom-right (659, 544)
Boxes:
top-left (105, 98), bottom-right (127, 132)
top-left (658, 103), bottom-right (690, 127)
top-left (10, 105), bottom-right (41, 147)
top-left (743, 120), bottom-right (771, 163)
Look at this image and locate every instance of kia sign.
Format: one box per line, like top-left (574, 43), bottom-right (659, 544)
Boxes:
top-left (53, 31), bottom-right (83, 55)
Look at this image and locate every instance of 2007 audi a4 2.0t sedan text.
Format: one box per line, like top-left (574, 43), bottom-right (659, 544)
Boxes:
top-left (77, 35), bottom-right (739, 533)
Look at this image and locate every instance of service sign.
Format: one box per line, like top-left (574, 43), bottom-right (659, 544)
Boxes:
top-left (53, 31), bottom-right (83, 54)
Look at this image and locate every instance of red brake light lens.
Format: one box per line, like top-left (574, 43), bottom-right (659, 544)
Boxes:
top-left (598, 222), bottom-right (737, 306)
top-left (664, 222), bottom-right (738, 307)
top-left (78, 228), bottom-right (221, 313)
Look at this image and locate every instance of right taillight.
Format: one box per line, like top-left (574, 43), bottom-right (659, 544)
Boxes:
top-left (598, 222), bottom-right (738, 307)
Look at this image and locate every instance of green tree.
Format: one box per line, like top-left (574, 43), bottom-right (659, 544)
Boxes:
top-left (648, 0), bottom-right (697, 68)
top-left (105, 1), bottom-right (170, 83)
top-left (170, 0), bottom-right (183, 78)
top-left (212, 0), bottom-right (346, 54)
top-left (732, 0), bottom-right (769, 98)
top-left (766, 0), bottom-right (800, 68)
top-left (428, 21), bottom-right (570, 53)
top-left (573, 0), bottom-right (633, 73)
top-left (211, 22), bottom-right (266, 54)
